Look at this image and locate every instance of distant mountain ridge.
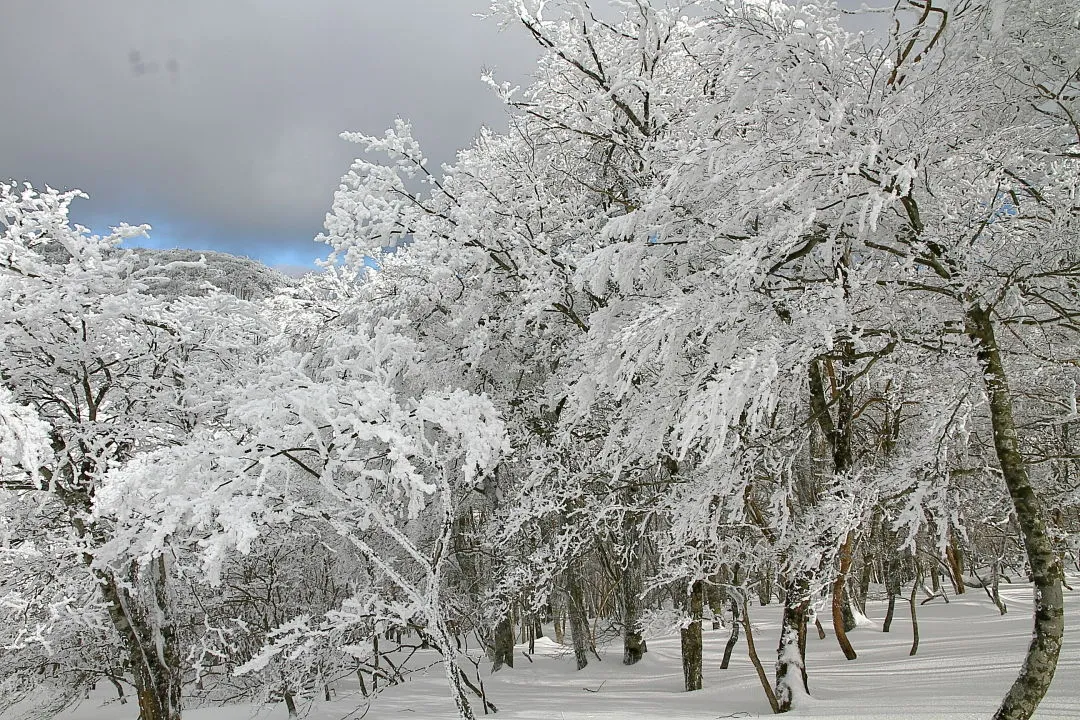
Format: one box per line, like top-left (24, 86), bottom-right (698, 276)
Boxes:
top-left (131, 248), bottom-right (294, 300)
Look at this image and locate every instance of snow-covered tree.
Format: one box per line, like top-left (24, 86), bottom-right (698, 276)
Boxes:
top-left (95, 297), bottom-right (506, 719)
top-left (0, 182), bottom-right (266, 720)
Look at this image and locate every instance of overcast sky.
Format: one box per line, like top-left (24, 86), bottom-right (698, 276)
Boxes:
top-left (3, 1), bottom-right (538, 271)
top-left (5, 2), bottom-right (883, 273)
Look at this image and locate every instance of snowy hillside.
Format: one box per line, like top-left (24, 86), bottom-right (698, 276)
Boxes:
top-left (132, 248), bottom-right (294, 300)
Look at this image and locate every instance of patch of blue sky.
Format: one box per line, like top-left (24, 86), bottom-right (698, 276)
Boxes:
top-left (983, 193), bottom-right (1019, 222)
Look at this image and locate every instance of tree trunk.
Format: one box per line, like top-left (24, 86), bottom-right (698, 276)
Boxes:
top-left (945, 531), bottom-right (966, 595)
top-left (856, 556), bottom-right (873, 615)
top-left (831, 534), bottom-right (858, 660)
top-left (756, 570), bottom-right (773, 606)
top-left (491, 615), bottom-right (514, 671)
top-left (553, 611), bottom-right (565, 646)
top-left (98, 558), bottom-right (182, 720)
top-left (372, 635), bottom-right (380, 691)
top-left (966, 305), bottom-right (1064, 720)
top-left (720, 597), bottom-right (740, 670)
top-left (707, 582), bottom-right (726, 630)
top-left (809, 357), bottom-right (858, 658)
top-left (883, 594), bottom-right (897, 634)
top-left (883, 553), bottom-right (902, 633)
top-left (356, 669), bottom-right (369, 697)
top-left (565, 569), bottom-right (592, 671)
top-left (775, 572), bottom-right (810, 712)
top-left (107, 675), bottom-right (127, 704)
top-left (992, 560), bottom-right (1007, 615)
top-left (622, 585), bottom-right (646, 665)
top-left (680, 580), bottom-right (704, 691)
top-left (435, 625), bottom-right (476, 720)
top-left (741, 595), bottom-right (780, 714)
top-left (841, 583), bottom-right (858, 632)
top-left (908, 564), bottom-right (920, 657)
top-left (622, 507), bottom-right (646, 665)
top-left (283, 691), bottom-right (298, 718)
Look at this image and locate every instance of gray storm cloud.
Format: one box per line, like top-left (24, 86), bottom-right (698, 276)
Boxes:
top-left (3, 0), bottom-right (537, 263)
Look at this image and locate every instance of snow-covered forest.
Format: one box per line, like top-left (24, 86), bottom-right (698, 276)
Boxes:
top-left (2, 1), bottom-right (1079, 719)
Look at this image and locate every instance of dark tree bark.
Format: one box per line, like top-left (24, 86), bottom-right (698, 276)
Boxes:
top-left (966, 306), bottom-right (1064, 720)
top-left (945, 531), bottom-right (967, 595)
top-left (680, 580), bottom-right (704, 691)
top-left (809, 359), bottom-right (858, 660)
top-left (356, 669), bottom-right (369, 698)
top-left (565, 568), bottom-right (592, 671)
top-left (106, 675), bottom-right (127, 705)
top-left (856, 556), bottom-right (873, 615)
top-left (756, 571), bottom-right (773, 606)
top-left (883, 594), bottom-right (897, 634)
top-left (372, 635), bottom-right (380, 691)
top-left (908, 562), bottom-right (920, 657)
top-left (929, 565), bottom-right (941, 593)
top-left (841, 583), bottom-right (858, 632)
top-left (622, 599), bottom-right (646, 665)
top-left (831, 535), bottom-right (858, 660)
top-left (883, 552), bottom-right (902, 633)
top-left (621, 500), bottom-right (646, 666)
top-left (491, 615), bottom-right (515, 671)
top-left (283, 691), bottom-right (298, 718)
top-left (992, 560), bottom-right (1008, 615)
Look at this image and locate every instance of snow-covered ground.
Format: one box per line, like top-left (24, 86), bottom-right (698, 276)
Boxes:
top-left (53, 580), bottom-right (1079, 720)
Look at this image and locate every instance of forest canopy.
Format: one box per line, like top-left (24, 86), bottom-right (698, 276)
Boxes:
top-left (1, 2), bottom-right (1078, 720)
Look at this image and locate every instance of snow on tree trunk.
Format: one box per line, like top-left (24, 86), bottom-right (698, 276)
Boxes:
top-left (775, 572), bottom-right (811, 712)
top-left (720, 597), bottom-right (739, 671)
top-left (98, 560), bottom-right (182, 720)
top-left (436, 623), bottom-right (477, 720)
